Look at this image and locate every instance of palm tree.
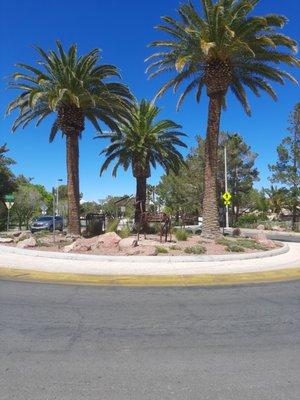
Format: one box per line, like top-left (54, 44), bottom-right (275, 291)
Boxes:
top-left (264, 185), bottom-right (287, 218)
top-left (6, 41), bottom-right (133, 235)
top-left (147, 0), bottom-right (299, 238)
top-left (98, 99), bottom-right (187, 222)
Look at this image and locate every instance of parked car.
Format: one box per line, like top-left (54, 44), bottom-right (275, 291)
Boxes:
top-left (30, 216), bottom-right (64, 233)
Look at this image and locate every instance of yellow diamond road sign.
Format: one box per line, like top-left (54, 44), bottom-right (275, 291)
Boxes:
top-left (222, 192), bottom-right (232, 202)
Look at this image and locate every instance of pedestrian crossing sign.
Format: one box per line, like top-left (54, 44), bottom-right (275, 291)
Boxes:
top-left (222, 192), bottom-right (231, 206)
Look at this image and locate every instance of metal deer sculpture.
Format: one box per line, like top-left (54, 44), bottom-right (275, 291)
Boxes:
top-left (136, 201), bottom-right (172, 242)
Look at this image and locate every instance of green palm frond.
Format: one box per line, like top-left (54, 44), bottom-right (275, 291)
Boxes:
top-left (97, 99), bottom-right (187, 178)
top-left (147, 0), bottom-right (300, 113)
top-left (7, 41), bottom-right (133, 140)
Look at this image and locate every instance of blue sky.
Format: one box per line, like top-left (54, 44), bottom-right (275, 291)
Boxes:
top-left (0, 0), bottom-right (299, 201)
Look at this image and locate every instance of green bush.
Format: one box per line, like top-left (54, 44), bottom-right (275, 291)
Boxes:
top-left (169, 245), bottom-right (180, 250)
top-left (237, 214), bottom-right (258, 226)
top-left (175, 229), bottom-right (188, 241)
top-left (184, 244), bottom-right (206, 255)
top-left (119, 226), bottom-right (131, 239)
top-left (236, 238), bottom-right (267, 251)
top-left (225, 243), bottom-right (245, 253)
top-left (155, 245), bottom-right (168, 254)
top-left (216, 237), bottom-right (231, 246)
top-left (106, 219), bottom-right (119, 233)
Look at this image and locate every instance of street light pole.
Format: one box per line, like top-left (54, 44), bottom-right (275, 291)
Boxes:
top-left (224, 146), bottom-right (229, 229)
top-left (52, 187), bottom-right (56, 243)
top-left (56, 178), bottom-right (63, 216)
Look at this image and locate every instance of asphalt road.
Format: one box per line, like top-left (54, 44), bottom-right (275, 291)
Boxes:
top-left (0, 280), bottom-right (299, 400)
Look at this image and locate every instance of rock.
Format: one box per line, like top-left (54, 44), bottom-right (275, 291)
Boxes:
top-left (0, 237), bottom-right (14, 243)
top-left (272, 225), bottom-right (284, 232)
top-left (17, 237), bottom-right (37, 248)
top-left (261, 239), bottom-right (276, 249)
top-left (232, 228), bottom-right (241, 237)
top-left (257, 224), bottom-right (265, 230)
top-left (254, 231), bottom-right (267, 242)
top-left (119, 237), bottom-right (138, 250)
top-left (125, 245), bottom-right (156, 256)
top-left (95, 232), bottom-right (121, 248)
top-left (12, 231), bottom-right (22, 237)
top-left (253, 231), bottom-right (276, 249)
top-left (63, 237), bottom-right (97, 253)
top-left (63, 242), bottom-right (76, 253)
top-left (15, 231), bottom-right (30, 242)
top-left (65, 234), bottom-right (81, 242)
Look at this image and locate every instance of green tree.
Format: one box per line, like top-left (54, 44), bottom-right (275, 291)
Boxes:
top-left (12, 184), bottom-right (42, 230)
top-left (0, 145), bottom-right (16, 230)
top-left (156, 136), bottom-right (205, 216)
top-left (269, 104), bottom-right (300, 229)
top-left (99, 99), bottom-right (187, 222)
top-left (7, 41), bottom-right (133, 235)
top-left (147, 0), bottom-right (299, 238)
top-left (80, 201), bottom-right (103, 216)
top-left (245, 188), bottom-right (268, 213)
top-left (0, 144), bottom-right (16, 201)
top-left (218, 133), bottom-right (259, 224)
top-left (264, 185), bottom-right (287, 218)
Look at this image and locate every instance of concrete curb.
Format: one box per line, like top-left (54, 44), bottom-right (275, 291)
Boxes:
top-left (0, 266), bottom-right (299, 287)
top-left (0, 242), bottom-right (289, 264)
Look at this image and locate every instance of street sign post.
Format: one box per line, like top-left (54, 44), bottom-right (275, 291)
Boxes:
top-left (222, 192), bottom-right (231, 229)
top-left (4, 194), bottom-right (15, 231)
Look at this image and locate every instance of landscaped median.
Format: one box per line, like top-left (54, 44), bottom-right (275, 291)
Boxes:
top-left (0, 241), bottom-right (299, 286)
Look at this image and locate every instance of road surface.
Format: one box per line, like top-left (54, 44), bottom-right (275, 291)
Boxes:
top-left (0, 280), bottom-right (299, 399)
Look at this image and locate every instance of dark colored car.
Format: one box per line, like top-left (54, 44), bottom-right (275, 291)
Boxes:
top-left (30, 216), bottom-right (64, 233)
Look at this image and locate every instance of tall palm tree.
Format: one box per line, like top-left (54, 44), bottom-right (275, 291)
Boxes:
top-left (147, 0), bottom-right (300, 238)
top-left (98, 99), bottom-right (187, 222)
top-left (6, 41), bottom-right (133, 235)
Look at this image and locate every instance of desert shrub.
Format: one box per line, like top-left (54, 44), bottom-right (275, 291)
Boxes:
top-left (35, 238), bottom-right (52, 247)
top-left (225, 243), bottom-right (245, 253)
top-left (236, 238), bottom-right (267, 251)
top-left (216, 237), bottom-right (231, 246)
top-left (106, 219), bottom-right (119, 233)
top-left (119, 226), bottom-right (131, 239)
top-left (184, 244), bottom-right (206, 254)
top-left (175, 229), bottom-right (188, 241)
top-left (155, 245), bottom-right (168, 254)
top-left (169, 245), bottom-right (180, 250)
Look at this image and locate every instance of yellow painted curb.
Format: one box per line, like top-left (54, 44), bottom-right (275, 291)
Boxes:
top-left (0, 267), bottom-right (300, 287)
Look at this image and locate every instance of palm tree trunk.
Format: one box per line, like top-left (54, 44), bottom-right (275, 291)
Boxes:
top-left (66, 132), bottom-right (81, 235)
top-left (135, 176), bottom-right (147, 223)
top-left (202, 94), bottom-right (223, 238)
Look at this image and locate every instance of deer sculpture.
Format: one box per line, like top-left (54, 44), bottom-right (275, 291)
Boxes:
top-left (136, 201), bottom-right (172, 242)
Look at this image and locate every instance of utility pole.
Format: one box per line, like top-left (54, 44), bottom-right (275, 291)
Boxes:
top-left (224, 146), bottom-right (229, 229)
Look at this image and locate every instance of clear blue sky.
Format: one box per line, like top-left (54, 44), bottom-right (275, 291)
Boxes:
top-left (0, 0), bottom-right (299, 201)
